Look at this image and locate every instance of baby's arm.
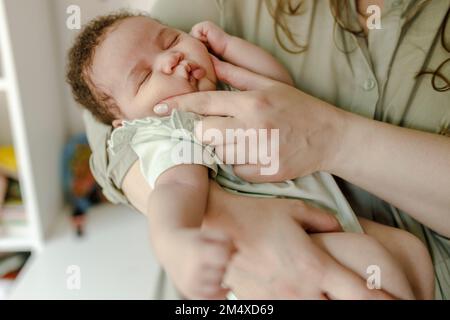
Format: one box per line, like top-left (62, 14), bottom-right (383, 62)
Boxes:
top-left (148, 164), bottom-right (208, 234)
top-left (191, 21), bottom-right (294, 85)
top-left (148, 164), bottom-right (234, 299)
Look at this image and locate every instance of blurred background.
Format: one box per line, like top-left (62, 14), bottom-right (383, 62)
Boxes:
top-left (0, 0), bottom-right (161, 299)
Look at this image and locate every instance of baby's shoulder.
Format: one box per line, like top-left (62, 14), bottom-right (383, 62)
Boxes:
top-left (107, 110), bottom-right (201, 155)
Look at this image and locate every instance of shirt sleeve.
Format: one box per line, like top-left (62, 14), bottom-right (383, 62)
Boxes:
top-left (109, 111), bottom-right (218, 189)
top-left (83, 111), bottom-right (137, 205)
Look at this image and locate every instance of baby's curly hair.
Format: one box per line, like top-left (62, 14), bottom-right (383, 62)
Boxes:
top-left (66, 11), bottom-right (147, 124)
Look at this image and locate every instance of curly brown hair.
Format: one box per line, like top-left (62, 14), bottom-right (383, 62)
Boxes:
top-left (66, 11), bottom-right (147, 124)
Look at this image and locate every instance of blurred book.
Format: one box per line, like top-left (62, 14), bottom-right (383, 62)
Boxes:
top-left (0, 146), bottom-right (18, 180)
top-left (0, 175), bottom-right (25, 237)
top-left (0, 204), bottom-right (27, 237)
top-left (3, 178), bottom-right (22, 205)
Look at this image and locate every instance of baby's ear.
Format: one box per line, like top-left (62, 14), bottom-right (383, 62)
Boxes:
top-left (112, 119), bottom-right (123, 128)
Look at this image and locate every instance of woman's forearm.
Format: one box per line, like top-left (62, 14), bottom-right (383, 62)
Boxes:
top-left (329, 110), bottom-right (450, 237)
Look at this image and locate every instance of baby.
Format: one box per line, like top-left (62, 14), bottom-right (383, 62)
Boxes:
top-left (67, 13), bottom-right (434, 300)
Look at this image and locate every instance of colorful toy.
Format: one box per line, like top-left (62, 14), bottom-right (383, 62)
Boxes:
top-left (62, 134), bottom-right (105, 236)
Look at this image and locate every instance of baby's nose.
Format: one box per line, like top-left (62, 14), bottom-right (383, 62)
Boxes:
top-left (159, 51), bottom-right (184, 74)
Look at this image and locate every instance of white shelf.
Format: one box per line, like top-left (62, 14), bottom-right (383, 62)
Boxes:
top-left (0, 235), bottom-right (34, 252)
top-left (0, 222), bottom-right (33, 251)
top-left (0, 0), bottom-right (66, 255)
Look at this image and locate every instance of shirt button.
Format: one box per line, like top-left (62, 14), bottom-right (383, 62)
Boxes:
top-left (363, 78), bottom-right (376, 91)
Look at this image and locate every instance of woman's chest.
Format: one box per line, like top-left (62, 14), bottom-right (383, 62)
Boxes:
top-left (222, 0), bottom-right (450, 135)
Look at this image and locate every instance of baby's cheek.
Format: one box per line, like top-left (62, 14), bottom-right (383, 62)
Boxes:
top-left (146, 76), bottom-right (196, 104)
top-left (131, 93), bottom-right (161, 118)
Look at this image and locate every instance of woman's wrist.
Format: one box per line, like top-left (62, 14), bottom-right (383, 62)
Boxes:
top-left (316, 104), bottom-right (359, 176)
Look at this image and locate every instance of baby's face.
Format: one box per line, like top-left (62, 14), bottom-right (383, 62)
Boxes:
top-left (90, 17), bottom-right (217, 126)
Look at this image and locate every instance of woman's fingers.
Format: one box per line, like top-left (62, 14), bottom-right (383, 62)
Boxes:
top-left (154, 90), bottom-right (244, 117)
top-left (204, 286), bottom-right (231, 300)
top-left (194, 116), bottom-right (244, 144)
top-left (288, 202), bottom-right (342, 233)
top-left (153, 57), bottom-right (276, 117)
top-left (211, 55), bottom-right (274, 90)
top-left (195, 119), bottom-right (281, 177)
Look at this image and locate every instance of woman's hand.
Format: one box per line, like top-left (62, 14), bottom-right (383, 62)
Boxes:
top-left (205, 182), bottom-right (391, 299)
top-left (153, 57), bottom-right (347, 182)
top-left (153, 57), bottom-right (450, 235)
top-left (123, 162), bottom-right (390, 299)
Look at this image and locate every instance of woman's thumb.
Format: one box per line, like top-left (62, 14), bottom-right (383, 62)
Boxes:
top-left (211, 55), bottom-right (273, 91)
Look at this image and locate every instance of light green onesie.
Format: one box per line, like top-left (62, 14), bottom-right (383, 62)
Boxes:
top-left (108, 109), bottom-right (363, 234)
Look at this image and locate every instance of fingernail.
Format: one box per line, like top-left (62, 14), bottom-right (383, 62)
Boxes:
top-left (153, 103), bottom-right (169, 115)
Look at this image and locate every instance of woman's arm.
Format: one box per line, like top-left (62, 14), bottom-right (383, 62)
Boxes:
top-left (157, 58), bottom-right (450, 238)
top-left (332, 112), bottom-right (450, 237)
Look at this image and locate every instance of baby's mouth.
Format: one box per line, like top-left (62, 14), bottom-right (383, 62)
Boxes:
top-left (177, 60), bottom-right (206, 89)
top-left (189, 64), bottom-right (206, 80)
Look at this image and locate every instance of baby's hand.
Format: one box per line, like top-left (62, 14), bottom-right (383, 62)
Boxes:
top-left (167, 229), bottom-right (235, 299)
top-left (190, 21), bottom-right (229, 57)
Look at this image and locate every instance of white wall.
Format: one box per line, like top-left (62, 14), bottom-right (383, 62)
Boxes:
top-left (51, 0), bottom-right (157, 135)
top-left (0, 16), bottom-right (11, 146)
top-left (0, 92), bottom-right (12, 145)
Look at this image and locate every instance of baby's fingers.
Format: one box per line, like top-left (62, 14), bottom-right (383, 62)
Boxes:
top-left (197, 284), bottom-right (230, 300)
top-left (202, 266), bottom-right (227, 283)
top-left (201, 228), bottom-right (232, 243)
top-left (202, 244), bottom-right (234, 269)
top-left (190, 21), bottom-right (210, 40)
top-left (190, 21), bottom-right (227, 56)
top-left (190, 28), bottom-right (208, 42)
top-left (201, 232), bottom-right (236, 266)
